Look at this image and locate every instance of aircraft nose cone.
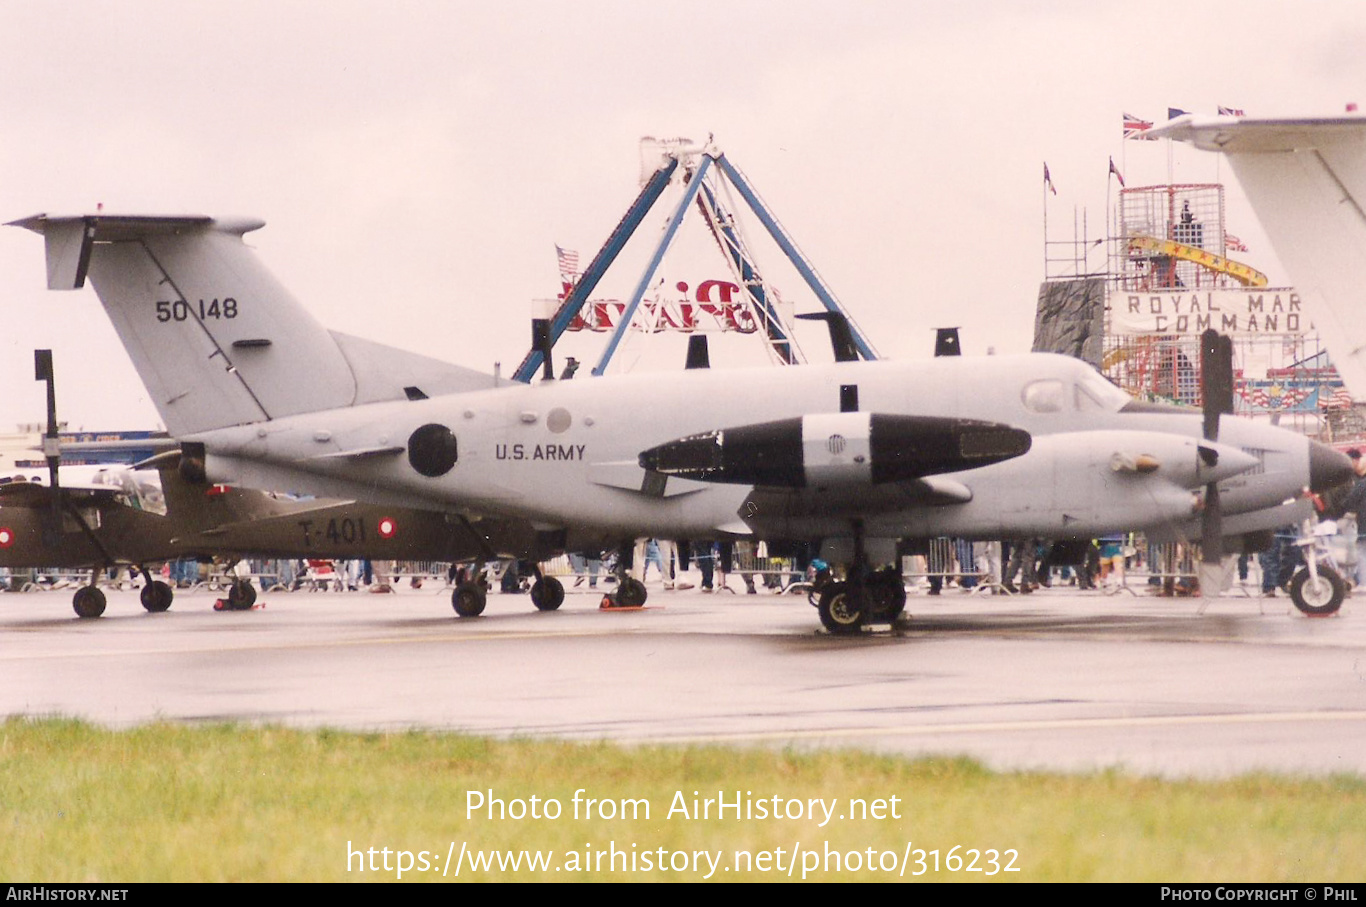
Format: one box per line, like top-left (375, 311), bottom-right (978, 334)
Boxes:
top-left (1309, 440), bottom-right (1354, 494)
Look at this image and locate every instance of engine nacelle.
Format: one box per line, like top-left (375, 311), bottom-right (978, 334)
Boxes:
top-left (639, 412), bottom-right (1031, 488)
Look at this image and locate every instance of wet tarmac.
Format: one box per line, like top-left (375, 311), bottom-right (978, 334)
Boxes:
top-left (3, 579), bottom-right (1365, 778)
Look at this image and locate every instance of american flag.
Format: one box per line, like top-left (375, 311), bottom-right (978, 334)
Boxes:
top-left (1224, 233), bottom-right (1249, 253)
top-left (1123, 112), bottom-right (1154, 140)
top-left (1321, 386), bottom-right (1355, 410)
top-left (555, 245), bottom-right (580, 281)
top-left (1218, 105), bottom-right (1245, 117)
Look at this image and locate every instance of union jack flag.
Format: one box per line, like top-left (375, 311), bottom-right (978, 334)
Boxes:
top-left (1224, 233), bottom-right (1249, 253)
top-left (1218, 105), bottom-right (1245, 117)
top-left (1044, 163), bottom-right (1057, 195)
top-left (1109, 156), bottom-right (1125, 188)
top-left (1123, 112), bottom-right (1154, 140)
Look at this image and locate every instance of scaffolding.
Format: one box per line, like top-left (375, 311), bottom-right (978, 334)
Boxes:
top-left (1095, 183), bottom-right (1351, 439)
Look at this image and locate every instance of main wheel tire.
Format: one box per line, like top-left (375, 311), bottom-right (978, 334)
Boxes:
top-left (530, 576), bottom-right (565, 611)
top-left (140, 580), bottom-right (174, 613)
top-left (73, 586), bottom-right (107, 619)
top-left (616, 577), bottom-right (648, 608)
top-left (227, 579), bottom-right (257, 611)
top-left (452, 582), bottom-right (487, 617)
top-left (818, 582), bottom-right (865, 634)
top-left (868, 570), bottom-right (908, 620)
top-left (1289, 566), bottom-right (1346, 616)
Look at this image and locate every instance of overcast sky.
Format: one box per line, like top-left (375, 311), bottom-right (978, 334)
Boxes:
top-left (1, 0), bottom-right (1363, 431)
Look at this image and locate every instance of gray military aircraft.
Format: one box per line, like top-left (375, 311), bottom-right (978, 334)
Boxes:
top-left (10, 203), bottom-right (1353, 631)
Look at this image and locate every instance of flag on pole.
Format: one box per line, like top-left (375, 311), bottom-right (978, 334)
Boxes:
top-left (1108, 156), bottom-right (1126, 188)
top-left (555, 245), bottom-right (580, 281)
top-left (1123, 112), bottom-right (1154, 139)
top-left (1218, 105), bottom-right (1245, 117)
top-left (1167, 107), bottom-right (1191, 121)
top-left (1044, 163), bottom-right (1057, 195)
top-left (1224, 233), bottom-right (1249, 253)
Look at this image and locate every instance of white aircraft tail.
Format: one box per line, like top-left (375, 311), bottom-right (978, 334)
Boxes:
top-left (9, 214), bottom-right (492, 436)
top-left (1153, 115), bottom-right (1366, 395)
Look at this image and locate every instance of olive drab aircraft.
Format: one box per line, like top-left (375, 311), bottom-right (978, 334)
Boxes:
top-left (0, 458), bottom-right (526, 617)
top-left (1, 350), bottom-right (549, 618)
top-left (9, 199), bottom-right (1353, 632)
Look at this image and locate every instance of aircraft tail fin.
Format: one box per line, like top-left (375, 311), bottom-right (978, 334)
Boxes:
top-left (1152, 115), bottom-right (1366, 395)
top-left (9, 214), bottom-right (492, 437)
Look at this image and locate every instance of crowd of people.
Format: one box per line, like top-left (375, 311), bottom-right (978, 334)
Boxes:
top-left (13, 446), bottom-right (1366, 600)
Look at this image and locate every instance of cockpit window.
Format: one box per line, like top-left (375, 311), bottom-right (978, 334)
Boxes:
top-left (1075, 370), bottom-right (1129, 412)
top-left (1022, 380), bottom-right (1065, 413)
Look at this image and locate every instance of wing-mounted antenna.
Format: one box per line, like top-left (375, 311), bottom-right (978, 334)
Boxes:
top-left (685, 336), bottom-right (711, 370)
top-left (1199, 328), bottom-right (1235, 602)
top-left (934, 328), bottom-right (962, 357)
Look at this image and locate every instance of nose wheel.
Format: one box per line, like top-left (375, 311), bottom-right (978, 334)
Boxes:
top-left (1289, 566), bottom-right (1345, 616)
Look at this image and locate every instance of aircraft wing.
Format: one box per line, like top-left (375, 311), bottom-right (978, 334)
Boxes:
top-left (0, 482), bottom-right (125, 508)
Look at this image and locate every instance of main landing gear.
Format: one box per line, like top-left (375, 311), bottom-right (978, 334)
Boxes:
top-left (446, 560), bottom-right (587, 618)
top-left (452, 576), bottom-right (488, 617)
top-left (811, 527), bottom-right (908, 635)
top-left (814, 568), bottom-right (906, 634)
top-left (72, 584), bottom-right (106, 619)
top-left (73, 565), bottom-right (176, 618)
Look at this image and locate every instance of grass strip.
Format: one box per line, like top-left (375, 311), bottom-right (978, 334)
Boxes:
top-left (1, 717), bottom-right (1363, 881)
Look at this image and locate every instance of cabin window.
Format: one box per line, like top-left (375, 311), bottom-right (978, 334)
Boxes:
top-left (1022, 380), bottom-right (1065, 413)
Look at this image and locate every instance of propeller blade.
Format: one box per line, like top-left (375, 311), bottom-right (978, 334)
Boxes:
top-left (1198, 329), bottom-right (1235, 596)
top-left (1200, 328), bottom-right (1234, 443)
top-left (34, 349), bottom-right (61, 546)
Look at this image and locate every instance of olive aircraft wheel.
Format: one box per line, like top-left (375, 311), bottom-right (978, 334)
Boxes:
top-left (140, 580), bottom-right (174, 613)
top-left (452, 582), bottom-right (487, 617)
top-left (616, 577), bottom-right (648, 608)
top-left (530, 576), bottom-right (565, 611)
top-left (72, 586), bottom-right (107, 619)
top-left (817, 582), bottom-right (865, 634)
top-left (1289, 566), bottom-right (1345, 616)
top-left (227, 580), bottom-right (257, 611)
